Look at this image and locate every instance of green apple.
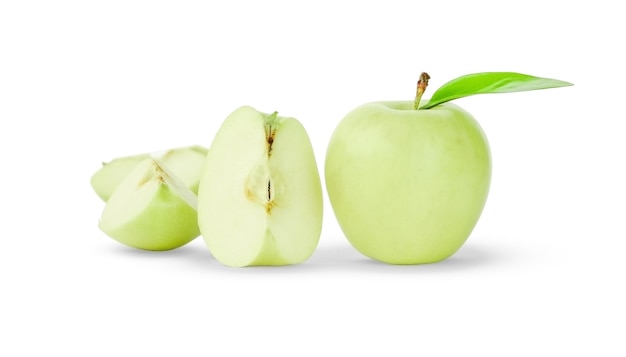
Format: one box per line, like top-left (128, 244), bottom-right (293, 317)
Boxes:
top-left (325, 101), bottom-right (491, 264)
top-left (91, 145), bottom-right (208, 201)
top-left (325, 72), bottom-right (572, 264)
top-left (197, 106), bottom-right (323, 267)
top-left (99, 157), bottom-right (200, 250)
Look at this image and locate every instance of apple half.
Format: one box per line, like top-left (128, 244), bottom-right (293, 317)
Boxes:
top-left (197, 106), bottom-right (323, 267)
top-left (99, 158), bottom-right (200, 250)
top-left (91, 145), bottom-right (208, 201)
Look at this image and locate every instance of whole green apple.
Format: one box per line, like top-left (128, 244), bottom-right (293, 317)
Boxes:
top-left (325, 72), bottom-right (571, 264)
top-left (325, 100), bottom-right (491, 264)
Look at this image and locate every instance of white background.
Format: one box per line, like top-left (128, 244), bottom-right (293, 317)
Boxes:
top-left (1, 0), bottom-right (624, 355)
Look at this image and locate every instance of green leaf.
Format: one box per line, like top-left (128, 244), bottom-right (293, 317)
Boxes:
top-left (420, 72), bottom-right (573, 109)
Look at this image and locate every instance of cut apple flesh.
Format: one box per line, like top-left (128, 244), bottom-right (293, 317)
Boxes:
top-left (91, 156), bottom-right (145, 201)
top-left (91, 145), bottom-right (208, 201)
top-left (198, 106), bottom-right (323, 267)
top-left (99, 158), bottom-right (200, 251)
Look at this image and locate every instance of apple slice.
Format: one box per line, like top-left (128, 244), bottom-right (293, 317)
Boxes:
top-left (198, 106), bottom-right (323, 267)
top-left (91, 145), bottom-right (208, 201)
top-left (99, 158), bottom-right (200, 251)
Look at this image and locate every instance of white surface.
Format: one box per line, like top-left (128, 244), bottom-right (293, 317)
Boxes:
top-left (1, 1), bottom-right (624, 356)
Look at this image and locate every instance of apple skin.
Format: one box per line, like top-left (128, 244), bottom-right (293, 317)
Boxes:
top-left (325, 101), bottom-right (491, 264)
top-left (99, 187), bottom-right (199, 251)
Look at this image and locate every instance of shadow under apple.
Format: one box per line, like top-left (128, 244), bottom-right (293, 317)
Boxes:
top-left (304, 238), bottom-right (514, 273)
top-left (103, 236), bottom-right (514, 273)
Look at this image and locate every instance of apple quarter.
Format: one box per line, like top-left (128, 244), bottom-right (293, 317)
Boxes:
top-left (91, 145), bottom-right (208, 201)
top-left (98, 158), bottom-right (200, 251)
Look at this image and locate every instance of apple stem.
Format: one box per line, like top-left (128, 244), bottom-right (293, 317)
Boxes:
top-left (414, 72), bottom-right (430, 110)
